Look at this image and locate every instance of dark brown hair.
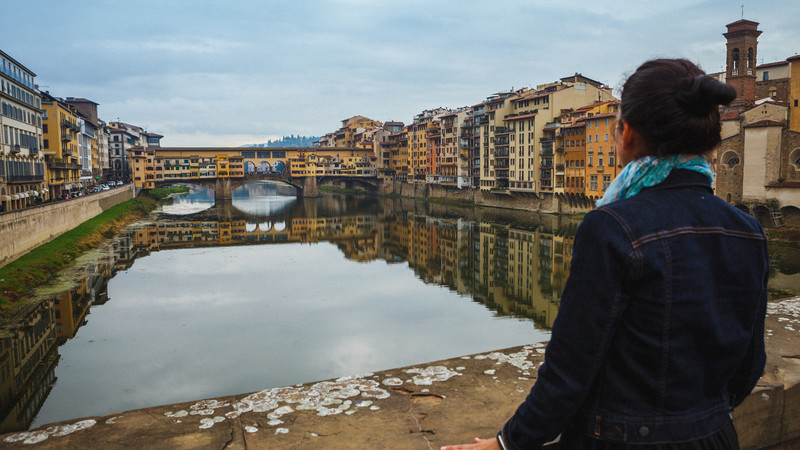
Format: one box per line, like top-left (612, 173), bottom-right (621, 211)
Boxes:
top-left (620, 59), bottom-right (736, 157)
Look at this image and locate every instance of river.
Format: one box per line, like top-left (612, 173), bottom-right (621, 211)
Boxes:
top-left (1, 182), bottom-right (798, 432)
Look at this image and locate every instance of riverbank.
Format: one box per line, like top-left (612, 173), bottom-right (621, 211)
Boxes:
top-left (3, 295), bottom-right (799, 449)
top-left (0, 185), bottom-right (194, 307)
top-left (0, 197), bottom-right (157, 306)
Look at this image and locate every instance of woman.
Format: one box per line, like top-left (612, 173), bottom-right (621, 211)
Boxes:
top-left (443, 59), bottom-right (768, 449)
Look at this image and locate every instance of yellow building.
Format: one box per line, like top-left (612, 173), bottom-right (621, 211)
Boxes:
top-left (41, 92), bottom-right (82, 199)
top-left (409, 121), bottom-right (429, 181)
top-left (482, 92), bottom-right (519, 190)
top-left (789, 55), bottom-right (800, 132)
top-left (496, 76), bottom-right (616, 194)
top-left (332, 116), bottom-right (382, 148)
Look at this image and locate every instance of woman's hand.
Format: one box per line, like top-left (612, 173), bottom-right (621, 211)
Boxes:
top-left (440, 437), bottom-right (501, 450)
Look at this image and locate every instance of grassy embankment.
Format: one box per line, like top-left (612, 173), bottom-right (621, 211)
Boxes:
top-left (0, 186), bottom-right (188, 306)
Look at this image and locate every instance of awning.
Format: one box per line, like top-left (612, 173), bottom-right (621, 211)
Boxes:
top-left (22, 192), bottom-right (29, 198)
top-left (32, 190), bottom-right (39, 196)
top-left (0, 195), bottom-right (10, 201)
top-left (11, 194), bottom-right (20, 200)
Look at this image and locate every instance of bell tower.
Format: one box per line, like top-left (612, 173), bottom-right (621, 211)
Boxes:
top-left (723, 19), bottom-right (761, 108)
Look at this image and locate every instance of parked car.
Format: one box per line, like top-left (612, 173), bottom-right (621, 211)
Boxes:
top-left (101, 184), bottom-right (110, 191)
top-left (116, 181), bottom-right (124, 186)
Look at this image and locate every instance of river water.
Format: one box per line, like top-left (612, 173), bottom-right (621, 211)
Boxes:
top-left (1, 182), bottom-right (798, 432)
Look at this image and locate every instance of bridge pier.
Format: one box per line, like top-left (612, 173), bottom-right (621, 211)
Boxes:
top-left (215, 178), bottom-right (233, 201)
top-left (303, 176), bottom-right (319, 198)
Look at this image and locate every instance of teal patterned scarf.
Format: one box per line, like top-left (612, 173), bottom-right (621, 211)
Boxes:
top-left (596, 155), bottom-right (713, 207)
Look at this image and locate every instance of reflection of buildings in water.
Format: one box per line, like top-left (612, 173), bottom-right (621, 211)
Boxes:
top-left (377, 212), bottom-right (576, 329)
top-left (54, 283), bottom-right (92, 341)
top-left (124, 215), bottom-right (381, 263)
top-left (0, 236), bottom-right (123, 433)
top-left (0, 300), bottom-right (59, 433)
top-left (114, 233), bottom-right (136, 272)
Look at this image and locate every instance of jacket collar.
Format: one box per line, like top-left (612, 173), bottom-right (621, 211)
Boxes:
top-left (641, 168), bottom-right (714, 194)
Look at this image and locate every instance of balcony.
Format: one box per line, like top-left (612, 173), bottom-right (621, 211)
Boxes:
top-left (544, 122), bottom-right (559, 130)
top-left (62, 134), bottom-right (73, 142)
top-left (61, 119), bottom-right (80, 132)
top-left (495, 127), bottom-right (511, 136)
top-left (10, 144), bottom-right (21, 154)
top-left (47, 159), bottom-right (81, 170)
top-left (541, 148), bottom-right (553, 156)
top-left (8, 174), bottom-right (45, 183)
top-left (495, 137), bottom-right (509, 145)
top-left (495, 149), bottom-right (509, 158)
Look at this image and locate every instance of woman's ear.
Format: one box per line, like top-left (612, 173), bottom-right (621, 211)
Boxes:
top-left (619, 122), bottom-right (646, 164)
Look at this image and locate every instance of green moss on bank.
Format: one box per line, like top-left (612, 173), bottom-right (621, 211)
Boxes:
top-left (0, 197), bottom-right (158, 306)
top-left (148, 185), bottom-right (190, 200)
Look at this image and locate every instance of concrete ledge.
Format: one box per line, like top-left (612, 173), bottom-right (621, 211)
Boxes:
top-left (0, 186), bottom-right (134, 268)
top-left (2, 297), bottom-right (799, 449)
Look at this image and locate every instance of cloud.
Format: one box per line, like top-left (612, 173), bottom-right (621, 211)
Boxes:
top-left (93, 36), bottom-right (243, 54)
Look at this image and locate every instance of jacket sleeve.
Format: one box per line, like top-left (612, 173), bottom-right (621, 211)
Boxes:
top-left (727, 237), bottom-right (768, 409)
top-left (502, 209), bottom-right (634, 449)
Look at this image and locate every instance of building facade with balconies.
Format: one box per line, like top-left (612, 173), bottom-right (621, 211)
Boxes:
top-left (41, 92), bottom-right (81, 199)
top-left (0, 49), bottom-right (46, 211)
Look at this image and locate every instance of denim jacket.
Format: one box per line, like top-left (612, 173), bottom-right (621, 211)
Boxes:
top-left (501, 170), bottom-right (768, 448)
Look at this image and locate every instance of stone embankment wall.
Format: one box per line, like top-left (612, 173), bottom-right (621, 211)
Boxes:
top-left (382, 180), bottom-right (594, 215)
top-left (0, 186), bottom-right (134, 268)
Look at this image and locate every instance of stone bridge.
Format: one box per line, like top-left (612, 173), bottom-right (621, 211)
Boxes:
top-left (154, 173), bottom-right (380, 200)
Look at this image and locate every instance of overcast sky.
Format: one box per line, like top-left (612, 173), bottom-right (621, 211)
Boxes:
top-left (4, 1), bottom-right (799, 147)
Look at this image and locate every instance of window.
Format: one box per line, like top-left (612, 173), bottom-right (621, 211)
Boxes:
top-left (603, 175), bottom-right (611, 190)
top-left (590, 175), bottom-right (598, 190)
top-left (605, 133), bottom-right (609, 141)
top-left (763, 71), bottom-right (770, 81)
top-left (791, 149), bottom-right (800, 170)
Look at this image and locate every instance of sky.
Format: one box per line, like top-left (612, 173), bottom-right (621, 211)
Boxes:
top-left (3, 1), bottom-right (800, 147)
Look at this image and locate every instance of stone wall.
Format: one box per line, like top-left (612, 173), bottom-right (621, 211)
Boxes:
top-left (383, 180), bottom-right (593, 215)
top-left (0, 185), bottom-right (134, 268)
top-left (717, 134), bottom-right (745, 204)
top-left (756, 78), bottom-right (791, 103)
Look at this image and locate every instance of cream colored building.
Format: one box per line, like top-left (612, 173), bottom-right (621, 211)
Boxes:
top-left (0, 49), bottom-right (46, 211)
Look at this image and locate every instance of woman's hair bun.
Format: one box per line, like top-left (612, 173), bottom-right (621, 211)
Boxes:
top-left (679, 75), bottom-right (737, 116)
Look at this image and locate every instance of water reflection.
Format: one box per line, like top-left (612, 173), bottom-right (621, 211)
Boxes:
top-left (159, 182), bottom-right (298, 217)
top-left (232, 181), bottom-right (297, 216)
top-left (0, 194), bottom-right (797, 433)
top-left (159, 186), bottom-right (214, 215)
